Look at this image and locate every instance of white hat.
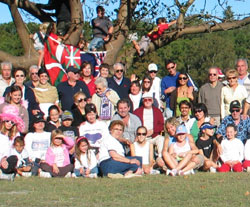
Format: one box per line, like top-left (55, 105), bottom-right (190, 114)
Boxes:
top-left (142, 92), bottom-right (153, 99)
top-left (148, 63), bottom-right (158, 72)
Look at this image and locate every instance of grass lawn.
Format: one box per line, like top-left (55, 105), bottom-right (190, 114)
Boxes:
top-left (1, 172), bottom-right (250, 207)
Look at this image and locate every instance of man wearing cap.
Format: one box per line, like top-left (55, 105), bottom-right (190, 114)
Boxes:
top-left (0, 61), bottom-right (15, 97)
top-left (134, 92), bottom-right (164, 157)
top-left (112, 99), bottom-right (142, 143)
top-left (147, 63), bottom-right (162, 109)
top-left (161, 60), bottom-right (193, 118)
top-left (216, 100), bottom-right (250, 143)
top-left (57, 66), bottom-right (90, 111)
top-left (198, 67), bottom-right (224, 126)
top-left (107, 63), bottom-right (131, 100)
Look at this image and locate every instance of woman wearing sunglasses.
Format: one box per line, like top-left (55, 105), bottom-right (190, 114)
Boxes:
top-left (221, 69), bottom-right (248, 119)
top-left (170, 73), bottom-right (195, 117)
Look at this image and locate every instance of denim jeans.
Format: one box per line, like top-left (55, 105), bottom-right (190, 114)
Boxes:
top-left (88, 37), bottom-right (104, 51)
top-left (74, 166), bottom-right (98, 177)
top-left (100, 156), bottom-right (142, 176)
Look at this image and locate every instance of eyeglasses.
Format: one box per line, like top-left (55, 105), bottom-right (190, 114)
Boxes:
top-left (115, 70), bottom-right (123, 73)
top-left (5, 120), bottom-right (15, 125)
top-left (230, 109), bottom-right (240, 113)
top-left (167, 66), bottom-right (175, 70)
top-left (227, 77), bottom-right (237, 80)
top-left (149, 71), bottom-right (157, 73)
top-left (73, 72), bottom-right (79, 75)
top-left (178, 77), bottom-right (188, 80)
top-left (31, 72), bottom-right (38, 75)
top-left (15, 74), bottom-right (25, 78)
top-left (195, 109), bottom-right (203, 113)
top-left (209, 73), bottom-right (217, 76)
top-left (143, 98), bottom-right (153, 102)
top-left (78, 98), bottom-right (86, 103)
top-left (137, 132), bottom-right (146, 136)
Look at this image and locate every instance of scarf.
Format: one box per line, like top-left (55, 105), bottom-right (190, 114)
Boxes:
top-left (98, 88), bottom-right (112, 120)
top-left (34, 82), bottom-right (58, 103)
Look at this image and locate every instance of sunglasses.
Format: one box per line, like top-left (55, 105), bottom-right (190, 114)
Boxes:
top-left (209, 73), bottom-right (217, 76)
top-left (143, 98), bottom-right (153, 102)
top-left (15, 74), bottom-right (25, 78)
top-left (178, 77), bottom-right (188, 80)
top-left (5, 120), bottom-right (15, 125)
top-left (137, 132), bottom-right (147, 136)
top-left (227, 77), bottom-right (237, 80)
top-left (230, 109), bottom-right (240, 113)
top-left (195, 109), bottom-right (203, 113)
top-left (78, 98), bottom-right (87, 103)
top-left (149, 71), bottom-right (157, 73)
top-left (167, 66), bottom-right (175, 70)
top-left (115, 70), bottom-right (123, 73)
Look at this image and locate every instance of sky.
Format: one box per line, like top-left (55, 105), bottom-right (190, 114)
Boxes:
top-left (0, 0), bottom-right (249, 24)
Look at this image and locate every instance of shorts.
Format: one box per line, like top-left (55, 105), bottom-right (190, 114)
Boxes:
top-left (193, 154), bottom-right (204, 170)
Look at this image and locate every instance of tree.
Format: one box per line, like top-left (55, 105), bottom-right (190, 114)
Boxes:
top-left (0, 0), bottom-right (250, 70)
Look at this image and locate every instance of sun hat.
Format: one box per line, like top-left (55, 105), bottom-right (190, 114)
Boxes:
top-left (142, 91), bottom-right (153, 99)
top-left (200, 122), bottom-right (217, 131)
top-left (0, 104), bottom-right (25, 132)
top-left (176, 124), bottom-right (187, 135)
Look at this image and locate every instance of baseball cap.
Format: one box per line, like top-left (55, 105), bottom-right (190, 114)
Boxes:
top-left (200, 122), bottom-right (217, 131)
top-left (230, 100), bottom-right (241, 111)
top-left (61, 110), bottom-right (73, 121)
top-left (148, 63), bottom-right (158, 72)
top-left (142, 91), bottom-right (153, 99)
top-left (67, 66), bottom-right (80, 73)
top-left (176, 125), bottom-right (187, 135)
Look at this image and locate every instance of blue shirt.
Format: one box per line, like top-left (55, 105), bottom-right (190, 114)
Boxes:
top-left (216, 115), bottom-right (250, 142)
top-left (161, 72), bottom-right (192, 107)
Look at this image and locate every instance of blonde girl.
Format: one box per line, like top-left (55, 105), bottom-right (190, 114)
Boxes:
top-left (39, 129), bottom-right (74, 177)
top-left (73, 136), bottom-right (98, 178)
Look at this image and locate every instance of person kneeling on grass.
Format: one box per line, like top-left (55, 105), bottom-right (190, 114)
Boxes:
top-left (168, 125), bottom-right (204, 176)
top-left (98, 120), bottom-right (143, 178)
top-left (217, 124), bottom-right (244, 173)
top-left (39, 129), bottom-right (74, 178)
top-left (196, 122), bottom-right (221, 172)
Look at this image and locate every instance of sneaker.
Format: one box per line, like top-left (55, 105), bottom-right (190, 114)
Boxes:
top-left (39, 171), bottom-right (51, 178)
top-left (166, 169), bottom-right (171, 176)
top-left (22, 172), bottom-right (32, 177)
top-left (247, 167), bottom-right (250, 172)
top-left (65, 172), bottom-right (71, 178)
top-left (88, 173), bottom-right (98, 178)
top-left (210, 167), bottom-right (217, 173)
top-left (107, 173), bottom-right (124, 179)
top-left (0, 170), bottom-right (15, 181)
top-left (169, 169), bottom-right (177, 176)
top-left (124, 174), bottom-right (142, 178)
top-left (150, 169), bottom-right (160, 175)
top-left (128, 33), bottom-right (138, 42)
top-left (71, 173), bottom-right (78, 178)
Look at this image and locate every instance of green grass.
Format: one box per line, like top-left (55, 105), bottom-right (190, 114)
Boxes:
top-left (1, 173), bottom-right (250, 207)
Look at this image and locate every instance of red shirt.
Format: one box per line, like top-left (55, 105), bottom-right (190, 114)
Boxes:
top-left (79, 76), bottom-right (96, 96)
top-left (147, 23), bottom-right (169, 41)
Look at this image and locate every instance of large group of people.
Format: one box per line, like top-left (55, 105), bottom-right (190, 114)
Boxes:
top-left (1, 57), bottom-right (250, 181)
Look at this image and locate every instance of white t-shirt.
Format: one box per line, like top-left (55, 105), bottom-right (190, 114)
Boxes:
top-left (79, 120), bottom-right (109, 148)
top-left (10, 148), bottom-right (29, 168)
top-left (0, 133), bottom-right (11, 160)
top-left (245, 139), bottom-right (250, 160)
top-left (129, 92), bottom-right (142, 111)
top-left (52, 146), bottom-right (65, 167)
top-left (25, 131), bottom-right (51, 161)
top-left (98, 134), bottom-right (125, 163)
top-left (74, 150), bottom-right (98, 170)
top-left (134, 141), bottom-right (150, 165)
top-left (143, 108), bottom-right (153, 131)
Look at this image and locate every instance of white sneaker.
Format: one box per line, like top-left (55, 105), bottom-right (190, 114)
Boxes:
top-left (71, 173), bottom-right (77, 178)
top-left (0, 170), bottom-right (15, 181)
top-left (210, 167), bottom-right (217, 173)
top-left (88, 173), bottom-right (98, 178)
top-left (65, 172), bottom-right (71, 178)
top-left (128, 33), bottom-right (138, 42)
top-left (150, 169), bottom-right (160, 175)
top-left (22, 172), bottom-right (32, 177)
top-left (39, 171), bottom-right (51, 178)
top-left (169, 169), bottom-right (177, 176)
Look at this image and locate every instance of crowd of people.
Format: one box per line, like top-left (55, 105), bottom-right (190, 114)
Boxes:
top-left (1, 57), bottom-right (250, 181)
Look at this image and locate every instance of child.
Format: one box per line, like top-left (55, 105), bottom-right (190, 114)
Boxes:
top-left (243, 139), bottom-right (250, 172)
top-left (73, 136), bottom-right (98, 178)
top-left (131, 17), bottom-right (176, 56)
top-left (30, 22), bottom-right (50, 68)
top-left (217, 124), bottom-right (244, 172)
top-left (39, 129), bottom-right (74, 178)
top-left (168, 125), bottom-right (203, 176)
top-left (11, 136), bottom-right (32, 177)
top-left (196, 122), bottom-right (220, 172)
top-left (130, 126), bottom-right (155, 174)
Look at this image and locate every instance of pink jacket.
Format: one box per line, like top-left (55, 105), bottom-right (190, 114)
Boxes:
top-left (45, 137), bottom-right (74, 167)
